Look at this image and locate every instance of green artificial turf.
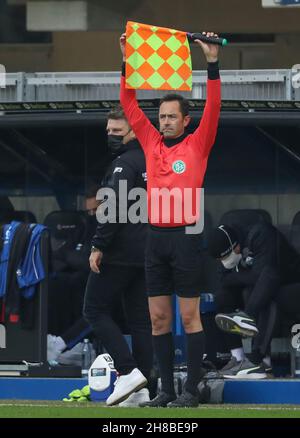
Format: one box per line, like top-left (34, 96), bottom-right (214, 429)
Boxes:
top-left (0, 401), bottom-right (300, 418)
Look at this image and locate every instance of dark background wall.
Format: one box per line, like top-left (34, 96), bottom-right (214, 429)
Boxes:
top-left (1, 0), bottom-right (300, 72)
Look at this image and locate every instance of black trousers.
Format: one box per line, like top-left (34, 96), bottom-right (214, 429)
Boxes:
top-left (83, 264), bottom-right (153, 379)
top-left (215, 266), bottom-right (280, 357)
top-left (61, 317), bottom-right (92, 349)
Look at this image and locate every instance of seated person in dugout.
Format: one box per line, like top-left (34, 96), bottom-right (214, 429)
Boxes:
top-left (47, 186), bottom-right (99, 336)
top-left (208, 221), bottom-right (300, 379)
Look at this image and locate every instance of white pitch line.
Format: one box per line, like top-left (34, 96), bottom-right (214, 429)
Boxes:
top-left (200, 405), bottom-right (300, 411)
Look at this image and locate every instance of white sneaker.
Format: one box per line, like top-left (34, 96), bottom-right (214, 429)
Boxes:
top-left (118, 388), bottom-right (150, 407)
top-left (58, 342), bottom-right (86, 366)
top-left (106, 368), bottom-right (147, 406)
top-left (47, 335), bottom-right (66, 362)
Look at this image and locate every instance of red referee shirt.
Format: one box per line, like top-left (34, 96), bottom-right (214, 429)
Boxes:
top-left (120, 67), bottom-right (221, 227)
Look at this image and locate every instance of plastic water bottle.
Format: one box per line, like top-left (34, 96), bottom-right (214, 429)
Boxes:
top-left (295, 349), bottom-right (300, 378)
top-left (81, 339), bottom-right (92, 378)
top-left (291, 347), bottom-right (300, 378)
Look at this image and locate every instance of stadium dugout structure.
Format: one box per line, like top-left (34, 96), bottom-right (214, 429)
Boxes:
top-left (1, 68), bottom-right (300, 402)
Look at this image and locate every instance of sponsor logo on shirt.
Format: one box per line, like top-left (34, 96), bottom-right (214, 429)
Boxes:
top-left (113, 167), bottom-right (123, 174)
top-left (172, 160), bottom-right (186, 174)
top-left (142, 172), bottom-right (147, 182)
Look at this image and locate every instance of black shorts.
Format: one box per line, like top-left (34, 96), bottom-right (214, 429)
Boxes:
top-left (145, 225), bottom-right (203, 298)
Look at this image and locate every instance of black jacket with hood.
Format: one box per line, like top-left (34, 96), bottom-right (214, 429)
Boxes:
top-left (91, 139), bottom-right (147, 267)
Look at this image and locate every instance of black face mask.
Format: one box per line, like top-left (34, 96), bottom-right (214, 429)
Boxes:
top-left (107, 135), bottom-right (124, 154)
top-left (107, 128), bottom-right (132, 156)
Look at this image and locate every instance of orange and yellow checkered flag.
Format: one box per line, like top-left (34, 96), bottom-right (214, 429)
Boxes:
top-left (125, 21), bottom-right (192, 91)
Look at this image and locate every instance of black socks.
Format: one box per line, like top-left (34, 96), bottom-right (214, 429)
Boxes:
top-left (153, 333), bottom-right (176, 395)
top-left (185, 331), bottom-right (205, 395)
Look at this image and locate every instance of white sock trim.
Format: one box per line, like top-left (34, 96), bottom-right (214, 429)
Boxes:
top-left (231, 347), bottom-right (245, 362)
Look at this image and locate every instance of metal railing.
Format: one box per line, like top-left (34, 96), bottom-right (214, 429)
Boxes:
top-left (0, 69), bottom-right (296, 102)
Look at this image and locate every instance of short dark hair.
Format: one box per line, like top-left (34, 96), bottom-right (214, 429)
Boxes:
top-left (159, 94), bottom-right (189, 117)
top-left (107, 105), bottom-right (127, 121)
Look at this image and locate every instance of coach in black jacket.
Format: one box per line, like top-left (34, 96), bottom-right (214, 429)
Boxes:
top-left (208, 222), bottom-right (300, 379)
top-left (83, 107), bottom-right (152, 406)
top-left (91, 143), bottom-right (146, 267)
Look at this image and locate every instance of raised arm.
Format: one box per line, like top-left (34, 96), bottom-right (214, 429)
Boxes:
top-left (119, 33), bottom-right (161, 155)
top-left (192, 33), bottom-right (221, 159)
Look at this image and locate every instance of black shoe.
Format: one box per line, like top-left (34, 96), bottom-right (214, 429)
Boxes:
top-left (167, 390), bottom-right (199, 408)
top-left (215, 311), bottom-right (259, 337)
top-left (139, 391), bottom-right (176, 407)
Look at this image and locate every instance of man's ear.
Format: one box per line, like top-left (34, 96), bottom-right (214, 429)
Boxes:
top-left (183, 115), bottom-right (191, 128)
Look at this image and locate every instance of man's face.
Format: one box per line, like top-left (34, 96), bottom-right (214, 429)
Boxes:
top-left (85, 197), bottom-right (100, 216)
top-left (106, 118), bottom-right (132, 144)
top-left (159, 101), bottom-right (190, 139)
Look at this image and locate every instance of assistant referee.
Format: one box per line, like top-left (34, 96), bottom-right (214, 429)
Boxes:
top-left (120, 31), bottom-right (221, 407)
